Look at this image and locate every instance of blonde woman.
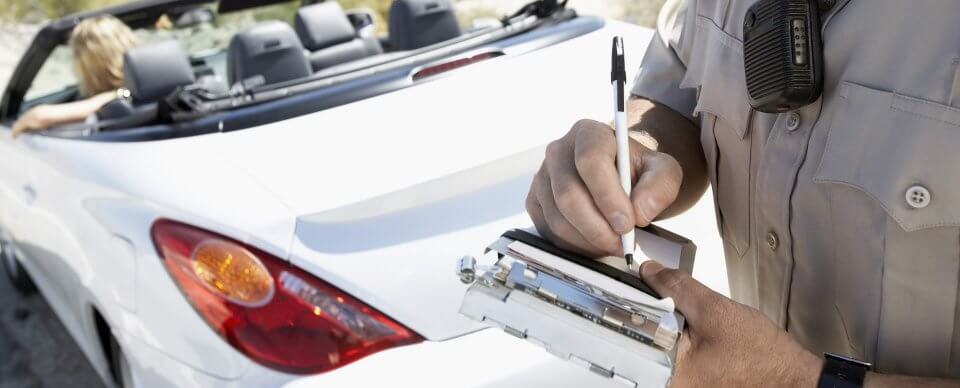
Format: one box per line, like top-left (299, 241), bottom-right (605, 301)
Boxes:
top-left (11, 15), bottom-right (139, 137)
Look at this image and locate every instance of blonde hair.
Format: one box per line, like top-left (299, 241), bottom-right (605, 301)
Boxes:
top-left (69, 15), bottom-right (139, 97)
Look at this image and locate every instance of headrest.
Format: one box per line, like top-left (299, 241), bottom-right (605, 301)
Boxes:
top-left (227, 21), bottom-right (312, 86)
top-left (123, 40), bottom-right (196, 103)
top-left (295, 2), bottom-right (358, 51)
top-left (389, 0), bottom-right (462, 50)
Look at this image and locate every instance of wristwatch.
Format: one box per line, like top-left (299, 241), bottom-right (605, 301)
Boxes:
top-left (818, 352), bottom-right (872, 388)
top-left (116, 87), bottom-right (132, 101)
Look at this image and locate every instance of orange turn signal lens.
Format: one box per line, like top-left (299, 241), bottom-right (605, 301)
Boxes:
top-left (191, 240), bottom-right (275, 307)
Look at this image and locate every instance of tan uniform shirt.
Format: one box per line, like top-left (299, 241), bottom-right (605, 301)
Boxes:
top-left (632, 0), bottom-right (960, 378)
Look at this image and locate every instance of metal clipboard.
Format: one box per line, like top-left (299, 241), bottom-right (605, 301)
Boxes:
top-left (456, 226), bottom-right (696, 387)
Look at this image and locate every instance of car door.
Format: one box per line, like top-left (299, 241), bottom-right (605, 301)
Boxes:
top-left (0, 129), bottom-right (40, 267)
top-left (17, 135), bottom-right (105, 321)
top-left (0, 128), bottom-right (84, 320)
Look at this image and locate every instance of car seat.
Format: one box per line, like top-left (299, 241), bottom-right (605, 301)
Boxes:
top-left (95, 39), bottom-right (197, 126)
top-left (389, 0), bottom-right (462, 51)
top-left (123, 39), bottom-right (197, 104)
top-left (294, 2), bottom-right (382, 72)
top-left (227, 21), bottom-right (313, 87)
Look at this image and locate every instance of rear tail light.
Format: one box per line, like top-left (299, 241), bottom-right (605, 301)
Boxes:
top-left (151, 219), bottom-right (422, 374)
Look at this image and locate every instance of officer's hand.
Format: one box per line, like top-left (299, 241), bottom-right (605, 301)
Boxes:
top-left (526, 119), bottom-right (682, 257)
top-left (639, 261), bottom-right (821, 387)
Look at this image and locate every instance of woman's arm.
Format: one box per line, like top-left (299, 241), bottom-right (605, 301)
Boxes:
top-left (11, 91), bottom-right (116, 138)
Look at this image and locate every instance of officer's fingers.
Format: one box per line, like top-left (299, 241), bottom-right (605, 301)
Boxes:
top-left (669, 329), bottom-right (698, 388)
top-left (571, 120), bottom-right (636, 234)
top-left (639, 260), bottom-right (715, 324)
top-left (526, 176), bottom-right (549, 237)
top-left (530, 168), bottom-right (606, 256)
top-left (545, 140), bottom-right (621, 256)
top-left (630, 150), bottom-right (682, 226)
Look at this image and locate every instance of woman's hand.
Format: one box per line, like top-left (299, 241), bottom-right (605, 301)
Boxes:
top-left (11, 106), bottom-right (51, 138)
top-left (10, 91), bottom-right (117, 138)
top-left (525, 119), bottom-right (683, 257)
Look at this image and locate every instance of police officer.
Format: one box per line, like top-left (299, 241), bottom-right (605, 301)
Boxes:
top-left (526, 0), bottom-right (960, 386)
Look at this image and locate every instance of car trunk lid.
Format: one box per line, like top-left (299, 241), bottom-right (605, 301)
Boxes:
top-left (218, 21), bottom-right (651, 339)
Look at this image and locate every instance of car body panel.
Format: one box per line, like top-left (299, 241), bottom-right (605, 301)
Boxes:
top-left (215, 20), bottom-right (648, 217)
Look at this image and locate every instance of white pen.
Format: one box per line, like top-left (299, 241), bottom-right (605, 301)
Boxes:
top-left (611, 36), bottom-right (635, 270)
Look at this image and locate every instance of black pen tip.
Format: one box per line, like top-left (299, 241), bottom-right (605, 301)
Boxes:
top-left (625, 253), bottom-right (634, 264)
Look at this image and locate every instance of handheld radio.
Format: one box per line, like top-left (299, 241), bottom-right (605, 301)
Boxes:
top-left (743, 0), bottom-right (824, 113)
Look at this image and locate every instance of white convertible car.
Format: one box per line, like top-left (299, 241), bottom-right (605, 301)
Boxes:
top-left (0, 0), bottom-right (722, 386)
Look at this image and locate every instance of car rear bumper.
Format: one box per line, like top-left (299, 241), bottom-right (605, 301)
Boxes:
top-left (120, 325), bottom-right (627, 388)
top-left (119, 329), bottom-right (241, 388)
top-left (276, 329), bottom-right (627, 388)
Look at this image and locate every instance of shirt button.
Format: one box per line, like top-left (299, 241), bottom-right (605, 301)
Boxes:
top-left (820, 0), bottom-right (836, 10)
top-left (766, 231), bottom-right (780, 251)
top-left (785, 112), bottom-right (801, 131)
top-left (905, 185), bottom-right (931, 209)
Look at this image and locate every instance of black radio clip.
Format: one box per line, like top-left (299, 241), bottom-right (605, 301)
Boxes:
top-left (743, 0), bottom-right (824, 113)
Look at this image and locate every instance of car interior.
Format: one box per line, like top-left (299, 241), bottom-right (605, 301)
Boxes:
top-left (104, 0), bottom-right (470, 127)
top-left (169, 0), bottom-right (466, 95)
top-left (2, 0), bottom-right (577, 140)
top-left (295, 1), bottom-right (383, 72)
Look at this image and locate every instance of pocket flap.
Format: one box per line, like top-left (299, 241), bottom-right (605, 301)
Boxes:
top-left (815, 82), bottom-right (960, 232)
top-left (681, 17), bottom-right (752, 138)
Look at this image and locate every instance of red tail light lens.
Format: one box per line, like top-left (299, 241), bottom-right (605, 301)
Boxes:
top-left (151, 219), bottom-right (422, 374)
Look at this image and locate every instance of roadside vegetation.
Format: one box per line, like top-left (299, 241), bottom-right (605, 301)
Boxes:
top-left (0, 0), bottom-right (121, 23)
top-left (0, 0), bottom-right (479, 27)
top-left (0, 0), bottom-right (665, 28)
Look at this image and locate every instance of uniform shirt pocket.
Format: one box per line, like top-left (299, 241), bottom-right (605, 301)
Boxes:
top-left (694, 0), bottom-right (731, 28)
top-left (682, 16), bottom-right (753, 138)
top-left (683, 16), bottom-right (754, 256)
top-left (815, 82), bottom-right (960, 230)
top-left (815, 81), bottom-right (960, 376)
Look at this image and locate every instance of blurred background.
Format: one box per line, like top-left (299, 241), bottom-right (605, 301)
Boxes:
top-left (0, 0), bottom-right (665, 93)
top-left (0, 0), bottom-right (666, 387)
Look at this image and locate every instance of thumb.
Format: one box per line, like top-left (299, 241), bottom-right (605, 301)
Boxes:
top-left (639, 260), bottom-right (712, 323)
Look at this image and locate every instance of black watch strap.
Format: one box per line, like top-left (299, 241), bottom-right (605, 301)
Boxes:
top-left (818, 353), bottom-right (872, 388)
